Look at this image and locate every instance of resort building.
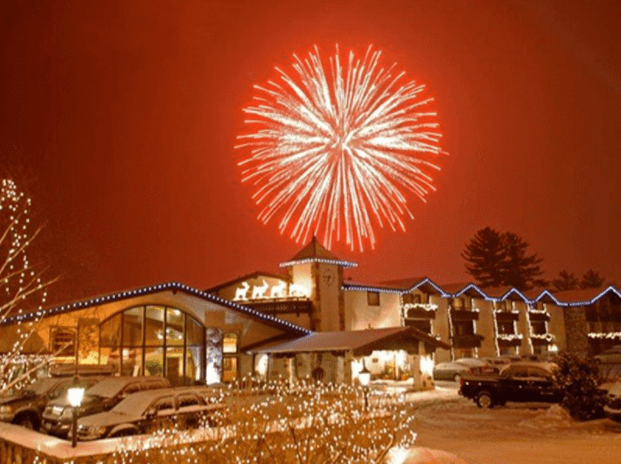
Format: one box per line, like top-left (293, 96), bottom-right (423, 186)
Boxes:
top-left (1, 238), bottom-right (620, 388)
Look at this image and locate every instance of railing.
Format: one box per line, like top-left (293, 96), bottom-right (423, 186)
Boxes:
top-left (451, 334), bottom-right (484, 349)
top-left (0, 422), bottom-right (120, 463)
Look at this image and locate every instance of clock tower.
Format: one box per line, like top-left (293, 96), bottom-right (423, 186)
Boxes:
top-left (280, 237), bottom-right (357, 332)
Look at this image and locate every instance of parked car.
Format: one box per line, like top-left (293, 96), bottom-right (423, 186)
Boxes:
top-left (459, 361), bottom-right (562, 408)
top-left (595, 346), bottom-right (621, 364)
top-left (479, 357), bottom-right (511, 373)
top-left (42, 376), bottom-right (170, 437)
top-left (76, 387), bottom-right (225, 440)
top-left (455, 357), bottom-right (493, 374)
top-left (0, 374), bottom-right (106, 430)
top-left (604, 380), bottom-right (621, 422)
top-left (433, 361), bottom-right (473, 382)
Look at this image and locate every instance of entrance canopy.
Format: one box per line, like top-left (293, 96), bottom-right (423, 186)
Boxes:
top-left (252, 327), bottom-right (449, 357)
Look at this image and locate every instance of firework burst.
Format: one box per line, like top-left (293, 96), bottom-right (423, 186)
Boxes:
top-left (236, 45), bottom-right (443, 251)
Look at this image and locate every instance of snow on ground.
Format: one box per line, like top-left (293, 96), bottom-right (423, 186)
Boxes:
top-left (396, 382), bottom-right (621, 464)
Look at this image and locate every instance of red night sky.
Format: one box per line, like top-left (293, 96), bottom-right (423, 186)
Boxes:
top-left (1, 0), bottom-right (620, 305)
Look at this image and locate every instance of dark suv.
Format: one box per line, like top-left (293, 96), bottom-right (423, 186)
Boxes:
top-left (76, 387), bottom-right (224, 440)
top-left (42, 376), bottom-right (170, 437)
top-left (0, 374), bottom-right (107, 430)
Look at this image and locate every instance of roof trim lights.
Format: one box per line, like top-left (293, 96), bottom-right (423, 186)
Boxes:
top-left (343, 279), bottom-right (621, 308)
top-left (1, 282), bottom-right (312, 335)
top-left (280, 258), bottom-right (358, 269)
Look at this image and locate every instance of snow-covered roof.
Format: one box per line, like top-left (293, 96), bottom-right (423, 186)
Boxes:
top-left (252, 327), bottom-right (449, 355)
top-left (0, 282), bottom-right (311, 336)
top-left (280, 236), bottom-right (357, 269)
top-left (343, 277), bottom-right (621, 308)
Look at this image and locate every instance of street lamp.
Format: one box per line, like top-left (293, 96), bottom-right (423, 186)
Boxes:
top-left (67, 376), bottom-right (85, 448)
top-left (358, 362), bottom-right (371, 410)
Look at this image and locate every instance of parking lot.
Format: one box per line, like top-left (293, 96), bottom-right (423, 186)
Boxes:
top-left (408, 383), bottom-right (621, 464)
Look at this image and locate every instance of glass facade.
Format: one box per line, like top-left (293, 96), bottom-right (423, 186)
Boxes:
top-left (99, 305), bottom-right (207, 386)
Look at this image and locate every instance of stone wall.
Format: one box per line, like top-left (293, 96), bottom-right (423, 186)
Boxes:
top-left (563, 306), bottom-right (589, 354)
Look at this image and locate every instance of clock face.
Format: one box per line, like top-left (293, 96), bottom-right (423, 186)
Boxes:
top-left (322, 266), bottom-right (338, 286)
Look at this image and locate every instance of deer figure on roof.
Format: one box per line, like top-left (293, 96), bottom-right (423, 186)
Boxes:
top-left (251, 279), bottom-right (269, 299)
top-left (234, 282), bottom-right (250, 300)
top-left (270, 281), bottom-right (287, 298)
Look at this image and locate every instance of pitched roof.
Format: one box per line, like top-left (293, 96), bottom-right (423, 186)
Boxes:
top-left (1, 282), bottom-right (311, 335)
top-left (252, 327), bottom-right (449, 355)
top-left (205, 271), bottom-right (290, 293)
top-left (280, 237), bottom-right (358, 268)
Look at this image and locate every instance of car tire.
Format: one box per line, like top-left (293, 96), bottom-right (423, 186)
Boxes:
top-left (110, 429), bottom-right (136, 438)
top-left (13, 414), bottom-right (37, 430)
top-left (453, 374), bottom-right (462, 383)
top-left (476, 391), bottom-right (494, 409)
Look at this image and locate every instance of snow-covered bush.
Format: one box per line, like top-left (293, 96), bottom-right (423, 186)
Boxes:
top-left (553, 352), bottom-right (606, 421)
top-left (93, 380), bottom-right (417, 464)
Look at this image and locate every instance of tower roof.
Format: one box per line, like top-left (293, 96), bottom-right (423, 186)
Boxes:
top-left (280, 237), bottom-right (358, 269)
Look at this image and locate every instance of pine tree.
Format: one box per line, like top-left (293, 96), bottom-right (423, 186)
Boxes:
top-left (552, 269), bottom-right (580, 291)
top-left (580, 269), bottom-right (605, 289)
top-left (501, 232), bottom-right (545, 289)
top-left (462, 227), bottom-right (545, 290)
top-left (461, 227), bottom-right (506, 288)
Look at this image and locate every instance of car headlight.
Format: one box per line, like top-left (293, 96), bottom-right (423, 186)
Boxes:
top-left (0, 406), bottom-right (12, 414)
top-left (81, 425), bottom-right (106, 438)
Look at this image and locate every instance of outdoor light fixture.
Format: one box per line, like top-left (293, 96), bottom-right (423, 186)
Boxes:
top-left (359, 361), bottom-right (371, 411)
top-left (358, 362), bottom-right (371, 387)
top-left (67, 376), bottom-right (85, 448)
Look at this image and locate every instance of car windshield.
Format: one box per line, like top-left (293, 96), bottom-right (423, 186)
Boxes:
top-left (84, 379), bottom-right (128, 399)
top-left (111, 392), bottom-right (167, 415)
top-left (21, 378), bottom-right (58, 396)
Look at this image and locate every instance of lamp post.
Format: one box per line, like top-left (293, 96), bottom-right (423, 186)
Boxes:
top-left (67, 376), bottom-right (85, 448)
top-left (358, 362), bottom-right (371, 411)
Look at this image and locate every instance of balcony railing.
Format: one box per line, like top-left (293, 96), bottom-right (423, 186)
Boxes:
top-left (451, 310), bottom-right (479, 322)
top-left (528, 311), bottom-right (551, 322)
top-left (451, 333), bottom-right (484, 349)
top-left (495, 311), bottom-right (520, 322)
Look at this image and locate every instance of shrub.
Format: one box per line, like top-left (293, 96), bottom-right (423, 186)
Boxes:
top-left (553, 351), bottom-right (606, 421)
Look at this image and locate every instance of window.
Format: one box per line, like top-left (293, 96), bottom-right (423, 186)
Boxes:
top-left (50, 327), bottom-right (76, 356)
top-left (497, 322), bottom-right (515, 335)
top-left (223, 333), bottom-right (238, 354)
top-left (178, 394), bottom-right (201, 408)
top-left (531, 321), bottom-right (547, 335)
top-left (153, 398), bottom-right (175, 414)
top-left (120, 383), bottom-right (141, 398)
top-left (99, 305), bottom-right (205, 385)
top-left (367, 291), bottom-right (380, 306)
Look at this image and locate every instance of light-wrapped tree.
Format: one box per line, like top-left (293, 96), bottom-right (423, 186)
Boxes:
top-left (0, 179), bottom-right (55, 393)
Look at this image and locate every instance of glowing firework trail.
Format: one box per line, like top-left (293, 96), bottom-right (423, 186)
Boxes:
top-left (236, 45), bottom-right (443, 251)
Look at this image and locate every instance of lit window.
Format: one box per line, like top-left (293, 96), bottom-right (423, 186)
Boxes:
top-left (223, 333), bottom-right (238, 354)
top-left (367, 291), bottom-right (380, 306)
top-left (51, 327), bottom-right (76, 356)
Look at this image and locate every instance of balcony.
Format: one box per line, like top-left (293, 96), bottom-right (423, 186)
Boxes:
top-left (497, 336), bottom-right (522, 347)
top-left (531, 334), bottom-right (555, 346)
top-left (529, 311), bottom-right (551, 322)
top-left (245, 299), bottom-right (313, 316)
top-left (403, 306), bottom-right (436, 320)
top-left (495, 311), bottom-right (520, 322)
top-left (452, 333), bottom-right (484, 349)
top-left (451, 310), bottom-right (479, 322)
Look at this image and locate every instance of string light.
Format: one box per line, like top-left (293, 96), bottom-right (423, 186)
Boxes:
top-left (32, 380), bottom-right (418, 463)
top-left (0, 281), bottom-right (311, 336)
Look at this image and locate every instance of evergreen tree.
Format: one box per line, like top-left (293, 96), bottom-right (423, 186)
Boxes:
top-left (580, 269), bottom-right (605, 289)
top-left (501, 232), bottom-right (545, 289)
top-left (552, 270), bottom-right (580, 291)
top-left (461, 227), bottom-right (506, 288)
top-left (462, 227), bottom-right (545, 291)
